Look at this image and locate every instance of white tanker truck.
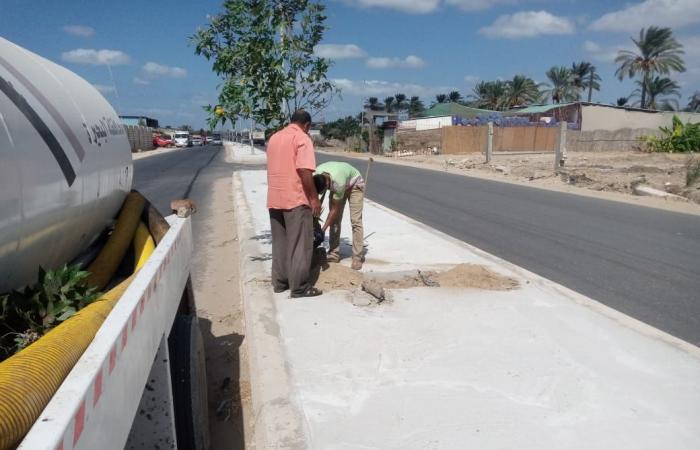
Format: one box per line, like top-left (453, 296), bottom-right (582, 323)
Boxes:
top-left (0, 37), bottom-right (209, 449)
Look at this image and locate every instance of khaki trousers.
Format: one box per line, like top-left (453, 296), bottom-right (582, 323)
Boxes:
top-left (328, 186), bottom-right (364, 260)
top-left (269, 206), bottom-right (313, 295)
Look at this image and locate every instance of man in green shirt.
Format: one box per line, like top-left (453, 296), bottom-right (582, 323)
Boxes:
top-left (313, 161), bottom-right (365, 270)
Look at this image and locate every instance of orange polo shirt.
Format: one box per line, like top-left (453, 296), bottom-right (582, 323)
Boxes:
top-left (266, 123), bottom-right (316, 209)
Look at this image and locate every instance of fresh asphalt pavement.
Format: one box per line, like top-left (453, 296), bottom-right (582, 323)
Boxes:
top-left (133, 147), bottom-right (700, 346)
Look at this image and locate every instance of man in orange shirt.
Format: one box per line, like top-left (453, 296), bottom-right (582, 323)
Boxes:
top-left (267, 110), bottom-right (322, 298)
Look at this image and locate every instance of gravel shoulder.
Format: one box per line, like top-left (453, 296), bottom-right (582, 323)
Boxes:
top-left (318, 147), bottom-right (700, 216)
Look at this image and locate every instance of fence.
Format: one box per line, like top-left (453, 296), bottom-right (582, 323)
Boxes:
top-left (125, 125), bottom-right (154, 152)
top-left (441, 125), bottom-right (558, 154)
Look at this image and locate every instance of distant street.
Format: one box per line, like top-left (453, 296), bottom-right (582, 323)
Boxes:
top-left (133, 147), bottom-right (700, 346)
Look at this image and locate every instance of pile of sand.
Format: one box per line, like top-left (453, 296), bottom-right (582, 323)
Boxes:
top-left (433, 264), bottom-right (519, 290)
top-left (310, 259), bottom-right (519, 293)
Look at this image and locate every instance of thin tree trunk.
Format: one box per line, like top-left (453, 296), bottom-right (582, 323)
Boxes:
top-left (641, 73), bottom-right (648, 109)
top-left (587, 70), bottom-right (594, 103)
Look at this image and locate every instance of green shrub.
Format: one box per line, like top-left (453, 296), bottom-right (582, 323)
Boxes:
top-left (687, 156), bottom-right (700, 186)
top-left (643, 115), bottom-right (700, 153)
top-left (0, 265), bottom-right (102, 360)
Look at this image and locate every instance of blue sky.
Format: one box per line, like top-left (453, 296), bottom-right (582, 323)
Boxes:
top-left (1, 0), bottom-right (698, 128)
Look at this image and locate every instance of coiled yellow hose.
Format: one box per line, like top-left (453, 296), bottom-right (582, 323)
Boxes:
top-left (0, 192), bottom-right (155, 450)
top-left (85, 192), bottom-right (145, 290)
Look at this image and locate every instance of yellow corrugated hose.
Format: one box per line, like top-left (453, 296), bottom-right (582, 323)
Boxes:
top-left (85, 192), bottom-right (146, 290)
top-left (0, 192), bottom-right (155, 450)
top-left (133, 222), bottom-right (156, 270)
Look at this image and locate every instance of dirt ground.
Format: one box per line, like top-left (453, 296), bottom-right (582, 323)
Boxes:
top-left (190, 176), bottom-right (254, 449)
top-left (312, 256), bottom-right (518, 294)
top-left (319, 147), bottom-right (700, 215)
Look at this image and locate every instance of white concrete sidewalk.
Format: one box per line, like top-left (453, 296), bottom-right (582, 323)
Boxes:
top-left (224, 141), bottom-right (266, 164)
top-left (234, 169), bottom-right (700, 450)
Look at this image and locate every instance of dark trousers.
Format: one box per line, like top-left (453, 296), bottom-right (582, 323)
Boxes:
top-left (269, 206), bottom-right (313, 295)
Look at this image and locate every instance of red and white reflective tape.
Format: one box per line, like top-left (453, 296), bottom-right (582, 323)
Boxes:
top-left (52, 233), bottom-right (181, 450)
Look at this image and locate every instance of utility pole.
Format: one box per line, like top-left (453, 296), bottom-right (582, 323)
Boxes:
top-left (250, 117), bottom-right (254, 155)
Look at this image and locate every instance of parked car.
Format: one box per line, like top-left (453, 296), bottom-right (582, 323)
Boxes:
top-left (152, 134), bottom-right (172, 148)
top-left (211, 133), bottom-right (222, 145)
top-left (173, 131), bottom-right (190, 148)
top-left (191, 135), bottom-right (204, 146)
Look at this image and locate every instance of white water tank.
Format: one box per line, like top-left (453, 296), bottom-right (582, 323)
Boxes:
top-left (0, 37), bottom-right (132, 292)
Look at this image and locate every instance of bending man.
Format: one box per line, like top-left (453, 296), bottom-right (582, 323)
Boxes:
top-left (313, 161), bottom-right (365, 270)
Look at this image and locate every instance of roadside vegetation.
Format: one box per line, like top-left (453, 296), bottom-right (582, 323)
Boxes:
top-left (643, 116), bottom-right (700, 153)
top-left (0, 265), bottom-right (101, 360)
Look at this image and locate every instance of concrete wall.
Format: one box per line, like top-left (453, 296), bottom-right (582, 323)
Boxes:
top-left (566, 128), bottom-right (662, 152)
top-left (581, 105), bottom-right (700, 132)
top-left (125, 125), bottom-right (154, 152)
top-left (396, 128), bottom-right (441, 153)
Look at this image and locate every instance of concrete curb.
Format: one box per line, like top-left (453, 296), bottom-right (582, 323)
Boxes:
top-left (232, 172), bottom-right (309, 450)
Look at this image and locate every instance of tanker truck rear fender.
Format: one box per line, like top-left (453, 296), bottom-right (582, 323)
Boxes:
top-left (17, 215), bottom-right (210, 450)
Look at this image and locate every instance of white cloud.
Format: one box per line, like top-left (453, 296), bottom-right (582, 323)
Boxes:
top-left (343, 0), bottom-right (440, 14)
top-left (133, 77), bottom-right (150, 85)
top-left (142, 62), bottom-right (187, 78)
top-left (366, 55), bottom-right (425, 69)
top-left (314, 44), bottom-right (367, 59)
top-left (479, 11), bottom-right (575, 39)
top-left (464, 75), bottom-right (480, 84)
top-left (92, 84), bottom-right (115, 94)
top-left (589, 0), bottom-right (700, 33)
top-left (63, 25), bottom-right (95, 37)
top-left (61, 49), bottom-right (131, 65)
top-left (332, 78), bottom-right (453, 97)
top-left (445, 0), bottom-right (516, 12)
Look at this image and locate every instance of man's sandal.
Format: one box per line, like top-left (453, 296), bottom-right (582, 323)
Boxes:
top-left (291, 287), bottom-right (323, 298)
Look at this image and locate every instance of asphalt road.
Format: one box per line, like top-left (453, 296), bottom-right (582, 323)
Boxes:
top-left (317, 154), bottom-right (700, 346)
top-left (133, 147), bottom-right (700, 346)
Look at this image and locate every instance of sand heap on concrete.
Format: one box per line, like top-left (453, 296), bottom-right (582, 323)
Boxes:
top-left (311, 260), bottom-right (518, 293)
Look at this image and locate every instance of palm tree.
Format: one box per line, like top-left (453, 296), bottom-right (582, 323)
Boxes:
top-left (686, 91), bottom-right (700, 112)
top-left (408, 96), bottom-right (425, 117)
top-left (503, 75), bottom-right (542, 109)
top-left (447, 91), bottom-right (463, 103)
top-left (384, 96), bottom-right (395, 113)
top-left (631, 76), bottom-right (680, 110)
top-left (470, 80), bottom-right (507, 110)
top-left (615, 26), bottom-right (685, 109)
top-left (394, 93), bottom-right (408, 112)
top-left (616, 97), bottom-right (629, 106)
top-left (544, 66), bottom-right (574, 103)
top-left (435, 93), bottom-right (447, 104)
top-left (364, 97), bottom-right (382, 111)
top-left (570, 61), bottom-right (601, 102)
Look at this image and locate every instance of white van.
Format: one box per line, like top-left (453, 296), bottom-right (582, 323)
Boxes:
top-left (173, 131), bottom-right (190, 147)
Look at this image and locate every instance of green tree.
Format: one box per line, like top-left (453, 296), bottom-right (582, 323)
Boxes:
top-left (616, 97), bottom-right (629, 106)
top-left (686, 91), bottom-right (700, 112)
top-left (470, 80), bottom-right (507, 110)
top-left (435, 93), bottom-right (447, 104)
top-left (447, 90), bottom-right (463, 103)
top-left (192, 0), bottom-right (337, 128)
top-left (384, 96), bottom-right (395, 112)
top-left (632, 76), bottom-right (680, 110)
top-left (408, 96), bottom-right (425, 117)
top-left (502, 75), bottom-right (542, 109)
top-left (615, 26), bottom-right (685, 109)
top-left (570, 61), bottom-right (601, 102)
top-left (394, 93), bottom-right (408, 112)
top-left (544, 66), bottom-right (575, 103)
top-left (320, 115), bottom-right (360, 140)
top-left (364, 97), bottom-right (382, 111)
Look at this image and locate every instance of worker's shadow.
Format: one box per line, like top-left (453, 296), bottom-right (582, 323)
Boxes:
top-left (198, 317), bottom-right (247, 449)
